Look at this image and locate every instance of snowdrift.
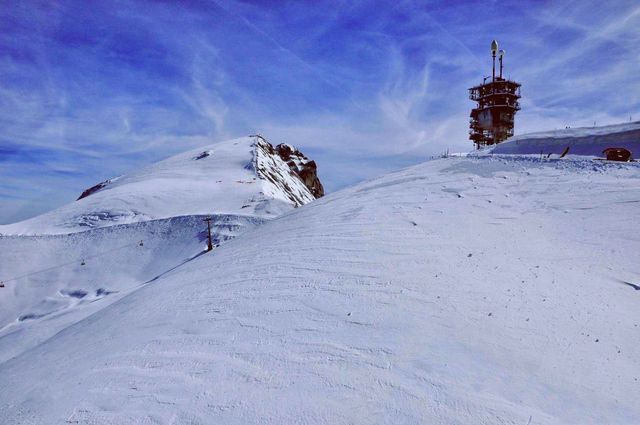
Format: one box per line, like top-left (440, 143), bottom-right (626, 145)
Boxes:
top-left (1, 155), bottom-right (638, 424)
top-left (491, 121), bottom-right (640, 157)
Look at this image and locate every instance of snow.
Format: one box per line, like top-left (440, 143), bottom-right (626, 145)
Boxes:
top-left (0, 135), bottom-right (318, 365)
top-left (1, 153), bottom-right (639, 424)
top-left (0, 136), bottom-right (314, 235)
top-left (0, 214), bottom-right (265, 363)
top-left (491, 121), bottom-right (640, 157)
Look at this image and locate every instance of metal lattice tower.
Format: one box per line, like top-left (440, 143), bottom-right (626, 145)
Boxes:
top-left (469, 40), bottom-right (521, 149)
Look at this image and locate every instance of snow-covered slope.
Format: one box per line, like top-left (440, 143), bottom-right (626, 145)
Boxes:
top-left (492, 121), bottom-right (640, 157)
top-left (0, 214), bottom-right (266, 363)
top-left (0, 135), bottom-right (321, 363)
top-left (1, 155), bottom-right (638, 424)
top-left (0, 136), bottom-right (316, 235)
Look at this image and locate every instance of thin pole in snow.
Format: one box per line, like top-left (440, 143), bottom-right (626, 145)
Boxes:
top-left (204, 217), bottom-right (213, 252)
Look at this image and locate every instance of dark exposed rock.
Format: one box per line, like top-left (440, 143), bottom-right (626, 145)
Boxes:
top-left (77, 179), bottom-right (114, 201)
top-left (253, 141), bottom-right (310, 207)
top-left (193, 150), bottom-right (212, 160)
top-left (274, 143), bottom-right (324, 198)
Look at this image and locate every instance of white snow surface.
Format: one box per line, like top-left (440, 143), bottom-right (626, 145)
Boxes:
top-left (491, 121), bottom-right (640, 157)
top-left (0, 214), bottom-right (266, 363)
top-left (0, 136), bottom-right (313, 235)
top-left (1, 155), bottom-right (639, 424)
top-left (0, 135), bottom-right (316, 365)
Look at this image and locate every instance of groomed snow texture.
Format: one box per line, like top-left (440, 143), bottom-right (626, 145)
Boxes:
top-left (1, 154), bottom-right (638, 424)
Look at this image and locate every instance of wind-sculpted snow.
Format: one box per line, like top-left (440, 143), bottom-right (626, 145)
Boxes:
top-left (1, 156), bottom-right (638, 424)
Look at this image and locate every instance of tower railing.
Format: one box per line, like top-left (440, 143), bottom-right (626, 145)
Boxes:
top-left (469, 87), bottom-right (521, 101)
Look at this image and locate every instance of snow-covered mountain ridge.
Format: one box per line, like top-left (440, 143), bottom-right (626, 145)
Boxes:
top-left (0, 135), bottom-right (323, 364)
top-left (1, 154), bottom-right (638, 424)
top-left (0, 135), bottom-right (322, 235)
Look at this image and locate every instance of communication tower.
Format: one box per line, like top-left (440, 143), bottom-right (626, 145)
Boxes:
top-left (469, 40), bottom-right (521, 148)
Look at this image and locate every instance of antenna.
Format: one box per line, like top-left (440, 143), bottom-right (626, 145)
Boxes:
top-left (491, 40), bottom-right (498, 81)
top-left (498, 49), bottom-right (505, 79)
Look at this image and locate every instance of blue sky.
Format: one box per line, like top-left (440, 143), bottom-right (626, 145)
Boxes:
top-left (1, 0), bottom-right (639, 224)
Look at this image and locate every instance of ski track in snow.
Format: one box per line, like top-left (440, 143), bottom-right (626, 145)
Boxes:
top-left (0, 155), bottom-right (639, 424)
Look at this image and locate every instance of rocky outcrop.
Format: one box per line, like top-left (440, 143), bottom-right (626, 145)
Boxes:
top-left (274, 143), bottom-right (324, 198)
top-left (77, 137), bottom-right (324, 209)
top-left (252, 137), bottom-right (317, 208)
top-left (77, 178), bottom-right (118, 201)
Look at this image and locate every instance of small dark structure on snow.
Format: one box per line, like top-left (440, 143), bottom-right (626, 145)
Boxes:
top-left (203, 217), bottom-right (214, 252)
top-left (469, 40), bottom-right (521, 149)
top-left (602, 147), bottom-right (632, 162)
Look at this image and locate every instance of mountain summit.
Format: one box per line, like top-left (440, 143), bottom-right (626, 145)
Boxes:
top-left (0, 136), bottom-right (323, 235)
top-left (0, 135), bottom-right (324, 362)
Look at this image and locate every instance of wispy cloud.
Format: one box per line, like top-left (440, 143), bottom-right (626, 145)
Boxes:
top-left (1, 0), bottom-right (639, 223)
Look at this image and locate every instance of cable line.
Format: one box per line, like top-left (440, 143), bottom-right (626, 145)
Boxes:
top-left (0, 240), bottom-right (144, 285)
